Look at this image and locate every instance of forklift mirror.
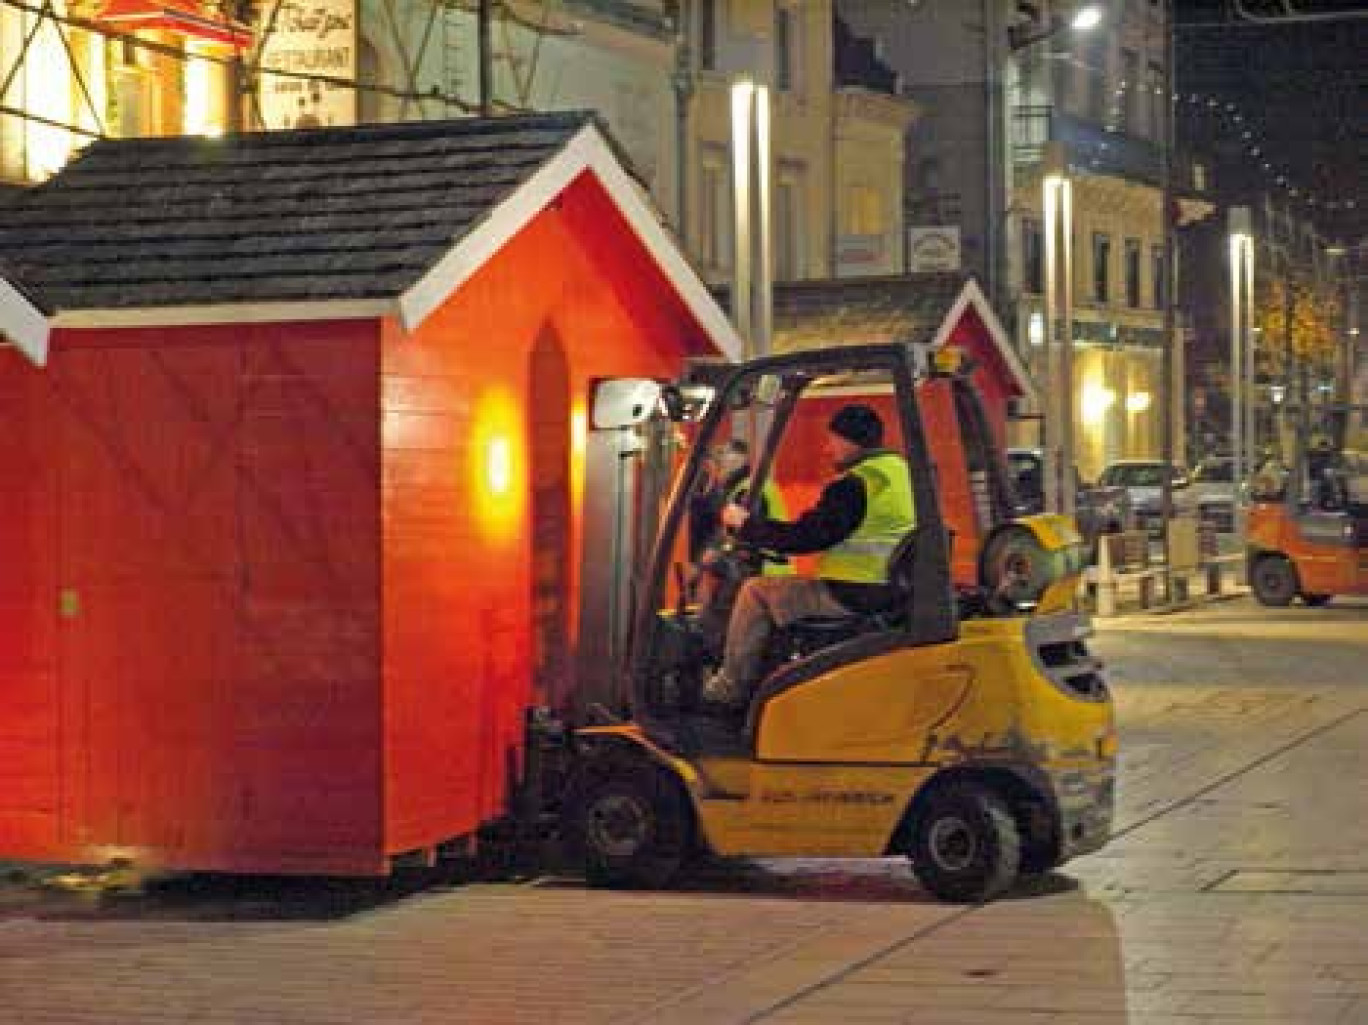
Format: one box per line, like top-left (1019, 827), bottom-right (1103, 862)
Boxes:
top-left (590, 377), bottom-right (662, 430)
top-left (658, 384), bottom-right (715, 423)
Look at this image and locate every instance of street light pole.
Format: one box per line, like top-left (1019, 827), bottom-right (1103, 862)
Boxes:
top-left (1229, 206), bottom-right (1254, 533)
top-left (1158, 0), bottom-right (1177, 592)
top-left (1042, 141), bottom-right (1074, 515)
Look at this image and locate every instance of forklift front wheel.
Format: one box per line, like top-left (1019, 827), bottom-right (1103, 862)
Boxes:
top-left (572, 769), bottom-right (690, 890)
top-left (1251, 556), bottom-right (1298, 607)
top-left (908, 783), bottom-right (1021, 904)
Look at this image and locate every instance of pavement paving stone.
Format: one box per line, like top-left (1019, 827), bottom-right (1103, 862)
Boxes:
top-left (2, 598), bottom-right (1367, 1024)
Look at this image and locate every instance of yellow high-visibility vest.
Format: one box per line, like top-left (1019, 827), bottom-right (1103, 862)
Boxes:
top-left (816, 452), bottom-right (916, 584)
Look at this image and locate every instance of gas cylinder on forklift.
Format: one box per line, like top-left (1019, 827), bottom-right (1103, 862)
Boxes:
top-left (530, 342), bottom-right (1115, 904)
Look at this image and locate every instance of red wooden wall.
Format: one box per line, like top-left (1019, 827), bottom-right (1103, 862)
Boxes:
top-left (0, 322), bottom-right (384, 873)
top-left (378, 171), bottom-right (714, 857)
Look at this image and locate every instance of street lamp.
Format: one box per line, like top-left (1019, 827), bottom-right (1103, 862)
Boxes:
top-left (1070, 5), bottom-right (1103, 31)
top-left (1007, 3), bottom-right (1104, 51)
top-left (1041, 140), bottom-right (1075, 516)
top-left (1228, 206), bottom-right (1255, 532)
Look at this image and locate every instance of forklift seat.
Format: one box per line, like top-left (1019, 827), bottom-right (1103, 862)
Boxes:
top-left (783, 528), bottom-right (919, 642)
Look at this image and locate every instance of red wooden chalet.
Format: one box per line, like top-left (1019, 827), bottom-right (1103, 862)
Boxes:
top-left (0, 114), bottom-right (739, 874)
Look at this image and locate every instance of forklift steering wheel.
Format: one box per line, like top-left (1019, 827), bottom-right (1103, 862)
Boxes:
top-left (717, 540), bottom-right (788, 577)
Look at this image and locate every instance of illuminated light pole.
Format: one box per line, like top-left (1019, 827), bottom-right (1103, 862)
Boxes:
top-left (729, 77), bottom-right (773, 362)
top-left (1228, 206), bottom-right (1255, 534)
top-left (730, 78), bottom-right (755, 352)
top-left (1041, 140), bottom-right (1075, 516)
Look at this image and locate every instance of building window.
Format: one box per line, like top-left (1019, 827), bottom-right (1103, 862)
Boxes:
top-left (1151, 244), bottom-right (1166, 309)
top-left (1120, 48), bottom-right (1139, 133)
top-left (1092, 232), bottom-right (1111, 304)
top-left (842, 184), bottom-right (881, 236)
top-left (1146, 62), bottom-right (1164, 141)
top-left (700, 152), bottom-right (731, 271)
top-left (776, 171), bottom-right (804, 280)
top-left (775, 6), bottom-right (795, 92)
top-left (1022, 217), bottom-right (1043, 295)
top-left (698, 0), bottom-right (718, 71)
top-left (1125, 238), bottom-right (1141, 308)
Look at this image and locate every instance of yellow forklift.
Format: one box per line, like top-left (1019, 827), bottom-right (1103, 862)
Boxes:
top-left (559, 343), bottom-right (1115, 903)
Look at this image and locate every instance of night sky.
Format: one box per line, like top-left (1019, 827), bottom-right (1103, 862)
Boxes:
top-left (1175, 0), bottom-right (1367, 243)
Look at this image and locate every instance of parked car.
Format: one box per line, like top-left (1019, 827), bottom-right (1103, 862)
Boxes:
top-left (1007, 448), bottom-right (1132, 547)
top-left (1096, 459), bottom-right (1196, 534)
top-left (1189, 455), bottom-right (1236, 532)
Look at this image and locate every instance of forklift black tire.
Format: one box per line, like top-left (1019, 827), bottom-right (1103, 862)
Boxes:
top-left (1251, 556), bottom-right (1298, 607)
top-left (1303, 593), bottom-right (1333, 607)
top-left (572, 768), bottom-right (690, 890)
top-left (908, 783), bottom-right (1021, 904)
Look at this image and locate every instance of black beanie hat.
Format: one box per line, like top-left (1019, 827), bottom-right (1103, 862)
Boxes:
top-left (828, 404), bottom-right (883, 448)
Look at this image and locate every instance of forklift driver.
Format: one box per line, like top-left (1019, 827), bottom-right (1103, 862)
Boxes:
top-left (688, 439), bottom-right (793, 652)
top-left (701, 404), bottom-right (916, 711)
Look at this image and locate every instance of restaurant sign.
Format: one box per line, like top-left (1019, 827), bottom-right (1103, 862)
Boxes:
top-left (257, 0), bottom-right (357, 130)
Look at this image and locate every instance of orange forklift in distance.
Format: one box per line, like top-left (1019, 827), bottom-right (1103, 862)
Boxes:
top-left (1247, 408), bottom-right (1368, 607)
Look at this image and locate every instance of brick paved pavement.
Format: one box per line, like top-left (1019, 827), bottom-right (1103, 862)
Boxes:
top-left (1, 598), bottom-right (1366, 1024)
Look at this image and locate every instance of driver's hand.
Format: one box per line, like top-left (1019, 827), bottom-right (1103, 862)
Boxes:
top-left (721, 502), bottom-right (750, 531)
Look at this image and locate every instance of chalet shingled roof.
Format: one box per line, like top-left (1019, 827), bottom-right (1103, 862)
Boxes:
top-left (771, 272), bottom-right (971, 352)
top-left (0, 112), bottom-right (605, 312)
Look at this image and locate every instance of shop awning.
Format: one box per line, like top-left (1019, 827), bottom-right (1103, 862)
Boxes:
top-left (95, 0), bottom-right (253, 47)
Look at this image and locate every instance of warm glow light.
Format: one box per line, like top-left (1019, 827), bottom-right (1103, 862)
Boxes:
top-left (486, 437), bottom-right (512, 495)
top-left (23, 4), bottom-right (74, 179)
top-left (1126, 391), bottom-right (1152, 413)
top-left (1081, 383), bottom-right (1116, 425)
top-left (184, 44), bottom-right (218, 137)
top-left (1071, 6), bottom-right (1103, 31)
top-left (1028, 310), bottom-right (1045, 346)
top-left (470, 390), bottom-right (525, 541)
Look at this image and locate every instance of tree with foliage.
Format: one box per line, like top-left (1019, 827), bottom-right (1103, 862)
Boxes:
top-left (1254, 279), bottom-right (1341, 380)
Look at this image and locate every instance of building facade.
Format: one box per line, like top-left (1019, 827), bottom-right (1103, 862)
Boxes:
top-left (1, 0), bottom-right (913, 303)
top-left (840, 0), bottom-right (1212, 480)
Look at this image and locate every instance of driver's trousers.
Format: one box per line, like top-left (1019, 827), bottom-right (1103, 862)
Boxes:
top-left (719, 577), bottom-right (850, 698)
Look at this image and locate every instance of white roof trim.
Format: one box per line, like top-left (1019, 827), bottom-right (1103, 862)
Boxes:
top-left (396, 123), bottom-right (742, 362)
top-left (0, 278), bottom-right (51, 366)
top-left (52, 299), bottom-right (394, 330)
top-left (929, 278), bottom-right (1037, 403)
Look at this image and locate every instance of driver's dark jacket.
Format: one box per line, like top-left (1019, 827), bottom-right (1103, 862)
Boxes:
top-left (734, 450), bottom-right (901, 614)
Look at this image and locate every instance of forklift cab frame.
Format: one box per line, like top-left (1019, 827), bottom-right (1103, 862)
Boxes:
top-left (624, 343), bottom-right (957, 729)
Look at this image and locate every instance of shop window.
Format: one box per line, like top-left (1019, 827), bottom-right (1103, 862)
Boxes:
top-left (1022, 217), bottom-right (1043, 295)
top-left (698, 0), bottom-right (718, 71)
top-left (842, 184), bottom-right (881, 237)
top-left (1092, 231), bottom-right (1111, 304)
top-left (1152, 244), bottom-right (1166, 309)
top-left (776, 171), bottom-right (803, 280)
top-left (700, 152), bottom-right (731, 271)
top-left (1125, 238), bottom-right (1141, 308)
top-left (775, 6), bottom-right (795, 92)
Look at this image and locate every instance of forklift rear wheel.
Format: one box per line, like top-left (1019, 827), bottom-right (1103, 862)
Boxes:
top-left (909, 783), bottom-right (1021, 903)
top-left (574, 769), bottom-right (690, 890)
top-left (1251, 557), bottom-right (1298, 607)
top-left (1303, 593), bottom-right (1333, 607)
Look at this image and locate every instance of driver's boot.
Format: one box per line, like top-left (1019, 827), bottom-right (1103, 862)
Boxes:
top-left (700, 669), bottom-right (749, 713)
